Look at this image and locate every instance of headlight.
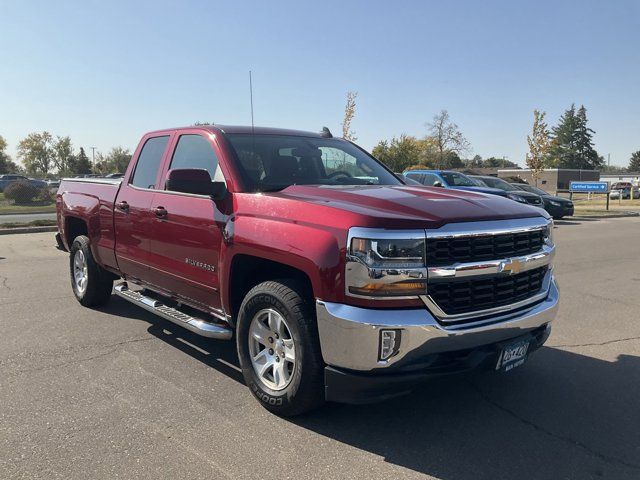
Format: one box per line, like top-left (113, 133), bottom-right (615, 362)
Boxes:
top-left (543, 221), bottom-right (554, 246)
top-left (549, 200), bottom-right (561, 206)
top-left (507, 193), bottom-right (529, 204)
top-left (346, 228), bottom-right (427, 298)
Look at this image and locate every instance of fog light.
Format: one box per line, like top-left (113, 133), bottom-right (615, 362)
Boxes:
top-left (379, 329), bottom-right (401, 361)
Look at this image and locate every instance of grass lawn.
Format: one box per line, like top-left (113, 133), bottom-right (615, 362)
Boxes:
top-left (566, 192), bottom-right (640, 212)
top-left (0, 203), bottom-right (56, 214)
top-left (0, 219), bottom-right (57, 229)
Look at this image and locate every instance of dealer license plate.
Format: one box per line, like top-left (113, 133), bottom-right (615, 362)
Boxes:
top-left (496, 340), bottom-right (530, 372)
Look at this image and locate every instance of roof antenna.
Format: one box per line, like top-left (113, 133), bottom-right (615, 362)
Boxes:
top-left (249, 70), bottom-right (255, 134)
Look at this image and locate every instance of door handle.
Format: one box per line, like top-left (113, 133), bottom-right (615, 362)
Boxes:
top-left (116, 200), bottom-right (129, 212)
top-left (154, 206), bottom-right (168, 219)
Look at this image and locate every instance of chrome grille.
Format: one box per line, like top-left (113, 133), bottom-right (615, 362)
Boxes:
top-left (428, 266), bottom-right (548, 316)
top-left (426, 230), bottom-right (544, 266)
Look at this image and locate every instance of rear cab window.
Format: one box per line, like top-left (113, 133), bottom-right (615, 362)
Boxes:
top-left (130, 136), bottom-right (170, 189)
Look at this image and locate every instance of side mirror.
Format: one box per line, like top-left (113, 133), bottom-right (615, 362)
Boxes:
top-left (433, 181), bottom-right (444, 188)
top-left (165, 169), bottom-right (226, 199)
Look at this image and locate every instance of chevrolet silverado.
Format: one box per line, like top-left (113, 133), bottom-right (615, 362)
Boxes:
top-left (55, 125), bottom-right (559, 415)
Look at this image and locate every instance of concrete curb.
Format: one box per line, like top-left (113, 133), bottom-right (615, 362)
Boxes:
top-left (0, 226), bottom-right (58, 235)
top-left (572, 211), bottom-right (640, 219)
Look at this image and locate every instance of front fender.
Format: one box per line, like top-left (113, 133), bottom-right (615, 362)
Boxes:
top-left (219, 215), bottom-right (344, 312)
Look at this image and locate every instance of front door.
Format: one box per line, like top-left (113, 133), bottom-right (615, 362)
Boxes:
top-left (146, 132), bottom-right (227, 314)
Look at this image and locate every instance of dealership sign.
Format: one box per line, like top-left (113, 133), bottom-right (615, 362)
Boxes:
top-left (569, 181), bottom-right (609, 193)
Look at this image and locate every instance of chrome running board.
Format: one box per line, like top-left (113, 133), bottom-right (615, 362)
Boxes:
top-left (114, 283), bottom-right (232, 340)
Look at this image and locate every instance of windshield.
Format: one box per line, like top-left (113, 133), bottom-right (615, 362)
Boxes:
top-left (225, 134), bottom-right (401, 192)
top-left (478, 176), bottom-right (519, 191)
top-left (517, 184), bottom-right (548, 196)
top-left (439, 171), bottom-right (477, 187)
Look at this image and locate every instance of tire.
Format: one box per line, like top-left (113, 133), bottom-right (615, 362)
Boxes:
top-left (236, 279), bottom-right (324, 416)
top-left (69, 235), bottom-right (114, 307)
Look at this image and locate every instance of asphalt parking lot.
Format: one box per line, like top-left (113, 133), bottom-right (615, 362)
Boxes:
top-left (1, 218), bottom-right (639, 480)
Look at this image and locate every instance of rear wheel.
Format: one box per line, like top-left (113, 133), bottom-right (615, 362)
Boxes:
top-left (69, 235), bottom-right (114, 307)
top-left (236, 279), bottom-right (324, 416)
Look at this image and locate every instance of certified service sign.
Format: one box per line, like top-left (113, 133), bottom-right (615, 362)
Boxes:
top-left (569, 181), bottom-right (609, 193)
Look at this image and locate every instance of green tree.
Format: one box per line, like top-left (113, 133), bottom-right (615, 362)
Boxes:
top-left (0, 135), bottom-right (23, 174)
top-left (629, 151), bottom-right (640, 171)
top-left (426, 110), bottom-right (471, 169)
top-left (548, 104), bottom-right (602, 169)
top-left (468, 154), bottom-right (483, 167)
top-left (575, 105), bottom-right (602, 169)
top-left (95, 146), bottom-right (131, 174)
top-left (372, 135), bottom-right (427, 172)
top-left (70, 147), bottom-right (92, 174)
top-left (17, 132), bottom-right (55, 176)
top-left (53, 136), bottom-right (74, 174)
top-left (483, 157), bottom-right (519, 168)
top-left (526, 110), bottom-right (552, 186)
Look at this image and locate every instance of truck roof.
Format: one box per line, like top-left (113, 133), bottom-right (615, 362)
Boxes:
top-left (146, 125), bottom-right (329, 138)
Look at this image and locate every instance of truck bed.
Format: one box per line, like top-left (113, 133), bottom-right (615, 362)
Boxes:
top-left (56, 177), bottom-right (123, 270)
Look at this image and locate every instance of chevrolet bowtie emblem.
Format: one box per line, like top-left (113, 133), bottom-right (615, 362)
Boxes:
top-left (500, 258), bottom-right (524, 275)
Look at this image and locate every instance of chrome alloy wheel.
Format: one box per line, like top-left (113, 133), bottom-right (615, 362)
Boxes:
top-left (73, 249), bottom-right (88, 295)
top-left (248, 308), bottom-right (296, 391)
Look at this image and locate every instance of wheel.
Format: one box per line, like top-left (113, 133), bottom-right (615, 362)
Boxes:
top-left (236, 279), bottom-right (324, 416)
top-left (69, 235), bottom-right (114, 307)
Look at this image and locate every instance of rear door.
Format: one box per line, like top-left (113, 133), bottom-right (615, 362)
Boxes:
top-left (146, 131), bottom-right (227, 313)
top-left (114, 134), bottom-right (172, 281)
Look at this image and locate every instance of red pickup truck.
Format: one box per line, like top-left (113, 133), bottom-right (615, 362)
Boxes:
top-left (55, 125), bottom-right (559, 415)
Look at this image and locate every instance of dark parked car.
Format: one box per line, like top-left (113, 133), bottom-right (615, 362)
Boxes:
top-left (403, 170), bottom-right (508, 197)
top-left (0, 174), bottom-right (47, 192)
top-left (512, 183), bottom-right (574, 219)
top-left (471, 175), bottom-right (544, 208)
top-left (105, 173), bottom-right (125, 179)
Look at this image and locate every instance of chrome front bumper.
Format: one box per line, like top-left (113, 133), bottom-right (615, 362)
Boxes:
top-left (316, 277), bottom-right (559, 372)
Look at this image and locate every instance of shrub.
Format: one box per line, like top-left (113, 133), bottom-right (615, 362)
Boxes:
top-left (4, 180), bottom-right (39, 204)
top-left (34, 187), bottom-right (54, 204)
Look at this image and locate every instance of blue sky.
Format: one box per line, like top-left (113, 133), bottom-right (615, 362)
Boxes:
top-left (1, 0), bottom-right (639, 167)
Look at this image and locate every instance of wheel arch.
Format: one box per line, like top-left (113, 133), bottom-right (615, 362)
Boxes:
top-left (227, 254), bottom-right (314, 326)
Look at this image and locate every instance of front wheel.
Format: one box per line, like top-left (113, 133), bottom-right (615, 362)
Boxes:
top-left (236, 279), bottom-right (324, 416)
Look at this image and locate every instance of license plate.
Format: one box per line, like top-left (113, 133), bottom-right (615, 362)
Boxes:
top-left (496, 340), bottom-right (530, 372)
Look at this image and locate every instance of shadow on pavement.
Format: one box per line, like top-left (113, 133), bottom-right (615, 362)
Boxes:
top-left (294, 348), bottom-right (640, 480)
top-left (99, 296), bottom-right (243, 384)
top-left (100, 296), bottom-right (640, 479)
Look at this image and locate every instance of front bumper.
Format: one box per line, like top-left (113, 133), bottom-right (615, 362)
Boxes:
top-left (317, 278), bottom-right (559, 402)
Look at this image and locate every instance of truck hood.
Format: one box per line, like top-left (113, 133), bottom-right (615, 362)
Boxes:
top-left (270, 184), bottom-right (548, 229)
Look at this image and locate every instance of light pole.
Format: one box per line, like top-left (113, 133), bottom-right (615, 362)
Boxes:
top-left (91, 147), bottom-right (96, 174)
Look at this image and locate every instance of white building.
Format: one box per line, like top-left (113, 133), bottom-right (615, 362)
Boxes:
top-left (600, 173), bottom-right (640, 187)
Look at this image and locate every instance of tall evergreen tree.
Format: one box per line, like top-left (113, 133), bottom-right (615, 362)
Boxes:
top-left (575, 105), bottom-right (602, 169)
top-left (548, 104), bottom-right (602, 169)
top-left (629, 151), bottom-right (640, 172)
top-left (548, 104), bottom-right (578, 168)
top-left (72, 147), bottom-right (93, 174)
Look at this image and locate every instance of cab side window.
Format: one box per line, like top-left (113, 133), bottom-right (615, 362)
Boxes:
top-left (421, 174), bottom-right (438, 186)
top-left (131, 136), bottom-right (170, 189)
top-left (169, 134), bottom-right (222, 182)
